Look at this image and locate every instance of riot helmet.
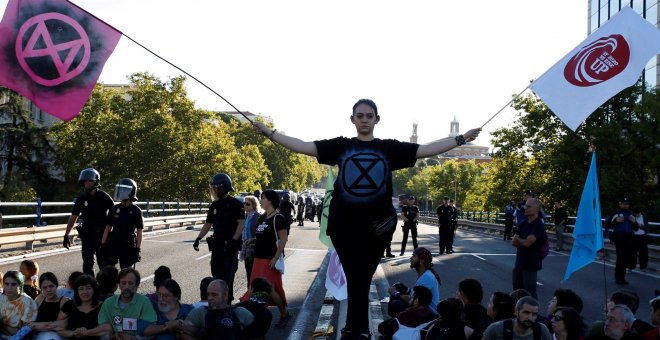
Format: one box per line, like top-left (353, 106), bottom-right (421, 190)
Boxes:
top-left (114, 178), bottom-right (138, 201)
top-left (209, 173), bottom-right (234, 201)
top-left (78, 168), bottom-right (100, 188)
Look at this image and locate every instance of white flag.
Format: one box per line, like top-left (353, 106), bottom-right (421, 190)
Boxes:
top-left (530, 7), bottom-right (660, 131)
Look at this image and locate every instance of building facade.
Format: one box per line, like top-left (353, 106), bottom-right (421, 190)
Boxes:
top-left (588, 0), bottom-right (660, 88)
top-left (411, 117), bottom-right (492, 165)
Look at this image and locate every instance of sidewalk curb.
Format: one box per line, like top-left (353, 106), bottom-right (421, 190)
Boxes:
top-left (289, 249), bottom-right (331, 340)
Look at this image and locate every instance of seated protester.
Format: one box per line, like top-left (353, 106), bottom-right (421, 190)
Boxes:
top-left (587, 290), bottom-right (653, 339)
top-left (378, 286), bottom-right (436, 340)
top-left (0, 271), bottom-right (38, 337)
top-left (95, 265), bottom-right (118, 302)
top-left (26, 272), bottom-right (70, 340)
top-left (457, 278), bottom-right (489, 331)
top-left (20, 260), bottom-right (40, 299)
top-left (57, 271), bottom-right (84, 300)
top-left (543, 289), bottom-right (585, 336)
top-left (235, 277), bottom-right (273, 340)
top-left (97, 268), bottom-right (156, 338)
top-left (387, 247), bottom-right (441, 318)
top-left (424, 298), bottom-right (468, 340)
top-left (181, 279), bottom-right (254, 340)
top-left (550, 307), bottom-right (583, 340)
top-left (469, 291), bottom-right (516, 340)
top-left (482, 296), bottom-right (552, 340)
top-left (59, 274), bottom-right (108, 339)
top-left (145, 266), bottom-right (172, 304)
top-left (602, 304), bottom-right (644, 340)
top-left (644, 294), bottom-right (660, 339)
top-left (192, 277), bottom-right (214, 308)
top-left (139, 279), bottom-right (193, 340)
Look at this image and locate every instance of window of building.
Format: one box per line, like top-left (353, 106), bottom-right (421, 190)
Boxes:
top-left (647, 1), bottom-right (658, 24)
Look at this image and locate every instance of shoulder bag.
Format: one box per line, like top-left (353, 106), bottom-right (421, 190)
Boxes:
top-left (273, 214), bottom-right (285, 275)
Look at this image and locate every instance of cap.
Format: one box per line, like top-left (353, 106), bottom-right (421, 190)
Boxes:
top-left (620, 197), bottom-right (630, 203)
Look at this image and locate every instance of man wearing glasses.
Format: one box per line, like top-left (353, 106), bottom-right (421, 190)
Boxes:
top-left (511, 198), bottom-right (548, 299)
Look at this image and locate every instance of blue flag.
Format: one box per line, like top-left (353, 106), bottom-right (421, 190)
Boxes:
top-left (563, 152), bottom-right (604, 281)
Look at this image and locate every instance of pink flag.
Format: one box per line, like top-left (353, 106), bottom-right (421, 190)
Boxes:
top-left (530, 7), bottom-right (660, 131)
top-left (325, 249), bottom-right (347, 301)
top-left (0, 0), bottom-right (121, 120)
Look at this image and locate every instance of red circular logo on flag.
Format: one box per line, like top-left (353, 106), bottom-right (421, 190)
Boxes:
top-left (563, 34), bottom-right (630, 87)
top-left (15, 12), bottom-right (91, 87)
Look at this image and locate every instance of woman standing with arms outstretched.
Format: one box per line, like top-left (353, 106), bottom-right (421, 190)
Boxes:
top-left (253, 99), bottom-right (480, 339)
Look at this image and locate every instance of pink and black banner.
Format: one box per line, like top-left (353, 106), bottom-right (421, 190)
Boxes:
top-left (0, 0), bottom-right (121, 120)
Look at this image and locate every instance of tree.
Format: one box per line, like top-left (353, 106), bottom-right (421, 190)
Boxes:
top-left (0, 87), bottom-right (57, 200)
top-left (50, 73), bottom-right (270, 201)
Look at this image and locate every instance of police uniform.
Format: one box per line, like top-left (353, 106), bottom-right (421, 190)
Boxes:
top-left (206, 195), bottom-right (244, 302)
top-left (436, 204), bottom-right (454, 254)
top-left (71, 190), bottom-right (114, 275)
top-left (448, 205), bottom-right (458, 252)
top-left (400, 204), bottom-right (419, 254)
top-left (607, 205), bottom-right (636, 284)
top-left (105, 204), bottom-right (143, 269)
top-left (296, 198), bottom-right (305, 226)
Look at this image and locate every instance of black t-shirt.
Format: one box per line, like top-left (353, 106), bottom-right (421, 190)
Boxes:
top-left (515, 218), bottom-right (547, 271)
top-left (554, 207), bottom-right (568, 226)
top-left (437, 205), bottom-right (453, 223)
top-left (205, 196), bottom-right (244, 241)
top-left (71, 190), bottom-right (115, 230)
top-left (106, 204), bottom-right (144, 242)
top-left (254, 214), bottom-right (287, 259)
top-left (402, 205), bottom-right (419, 223)
top-left (314, 137), bottom-right (419, 234)
top-left (62, 300), bottom-right (101, 340)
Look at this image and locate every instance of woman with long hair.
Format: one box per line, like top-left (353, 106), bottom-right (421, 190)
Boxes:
top-left (0, 271), bottom-right (38, 337)
top-left (58, 274), bottom-right (107, 339)
top-left (551, 307), bottom-right (583, 340)
top-left (241, 189), bottom-right (290, 328)
top-left (26, 272), bottom-right (69, 339)
top-left (240, 195), bottom-right (262, 283)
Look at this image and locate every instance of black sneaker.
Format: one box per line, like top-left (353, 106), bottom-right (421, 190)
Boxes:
top-left (385, 253), bottom-right (395, 258)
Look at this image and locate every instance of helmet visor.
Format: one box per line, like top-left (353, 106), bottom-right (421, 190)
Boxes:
top-left (114, 184), bottom-right (134, 201)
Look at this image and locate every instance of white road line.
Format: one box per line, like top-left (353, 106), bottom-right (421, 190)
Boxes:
top-left (141, 274), bottom-right (154, 283)
top-left (143, 240), bottom-right (177, 243)
top-left (472, 254), bottom-right (487, 261)
top-left (195, 253), bottom-right (212, 261)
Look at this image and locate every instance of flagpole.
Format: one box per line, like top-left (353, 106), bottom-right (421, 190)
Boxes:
top-left (480, 84), bottom-right (531, 129)
top-left (65, 0), bottom-right (256, 124)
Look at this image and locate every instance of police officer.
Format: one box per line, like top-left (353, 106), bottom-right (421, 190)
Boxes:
top-left (606, 197), bottom-right (636, 285)
top-left (448, 199), bottom-right (458, 253)
top-left (279, 192), bottom-right (295, 234)
top-left (192, 173), bottom-right (245, 302)
top-left (399, 195), bottom-right (419, 255)
top-left (100, 178), bottom-right (143, 269)
top-left (63, 168), bottom-right (115, 275)
top-left (436, 196), bottom-right (453, 255)
top-left (296, 196), bottom-right (305, 226)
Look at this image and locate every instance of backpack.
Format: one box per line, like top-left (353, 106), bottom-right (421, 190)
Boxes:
top-left (393, 319), bottom-right (435, 340)
top-left (503, 319), bottom-right (541, 340)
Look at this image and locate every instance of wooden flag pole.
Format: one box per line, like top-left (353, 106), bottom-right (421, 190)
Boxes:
top-left (480, 84), bottom-right (532, 129)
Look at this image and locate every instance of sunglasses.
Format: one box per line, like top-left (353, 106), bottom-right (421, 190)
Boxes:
top-left (551, 314), bottom-right (563, 322)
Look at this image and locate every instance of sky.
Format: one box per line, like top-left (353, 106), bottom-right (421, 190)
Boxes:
top-left (2, 0), bottom-right (589, 146)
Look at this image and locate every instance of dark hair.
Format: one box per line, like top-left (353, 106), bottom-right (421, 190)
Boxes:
top-left (516, 296), bottom-right (539, 310)
top-left (73, 274), bottom-right (100, 306)
top-left (38, 272), bottom-right (59, 288)
top-left (437, 298), bottom-right (463, 322)
top-left (412, 247), bottom-right (442, 285)
top-left (67, 271), bottom-right (84, 287)
top-left (611, 290), bottom-right (639, 314)
top-left (458, 278), bottom-right (484, 303)
top-left (95, 265), bottom-right (119, 296)
top-left (118, 268), bottom-right (141, 285)
top-left (510, 289), bottom-right (531, 302)
top-left (412, 285), bottom-right (432, 308)
top-left (352, 99), bottom-right (378, 116)
top-left (251, 277), bottom-right (273, 294)
top-left (153, 266), bottom-right (172, 288)
top-left (554, 289), bottom-right (584, 313)
top-left (199, 277), bottom-right (214, 301)
top-left (633, 206), bottom-right (643, 214)
top-left (555, 307), bottom-right (582, 340)
top-left (159, 279), bottom-right (181, 301)
top-left (3, 271), bottom-right (25, 294)
top-left (20, 260), bottom-right (39, 277)
top-left (261, 190), bottom-right (280, 209)
top-left (491, 291), bottom-right (516, 321)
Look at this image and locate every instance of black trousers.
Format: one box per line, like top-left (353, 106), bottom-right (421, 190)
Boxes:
top-left (80, 231), bottom-right (103, 275)
top-left (612, 232), bottom-right (635, 281)
top-left (331, 227), bottom-right (387, 334)
top-left (400, 222), bottom-right (418, 254)
top-left (504, 217), bottom-right (514, 239)
top-left (439, 222), bottom-right (451, 253)
top-left (633, 234), bottom-right (648, 270)
top-left (211, 243), bottom-right (239, 301)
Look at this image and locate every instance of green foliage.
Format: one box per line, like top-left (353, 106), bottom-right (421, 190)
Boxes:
top-left (0, 87), bottom-right (58, 200)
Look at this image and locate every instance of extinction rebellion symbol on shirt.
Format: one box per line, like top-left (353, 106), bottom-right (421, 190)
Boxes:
top-left (563, 34), bottom-right (630, 87)
top-left (342, 152), bottom-right (386, 197)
